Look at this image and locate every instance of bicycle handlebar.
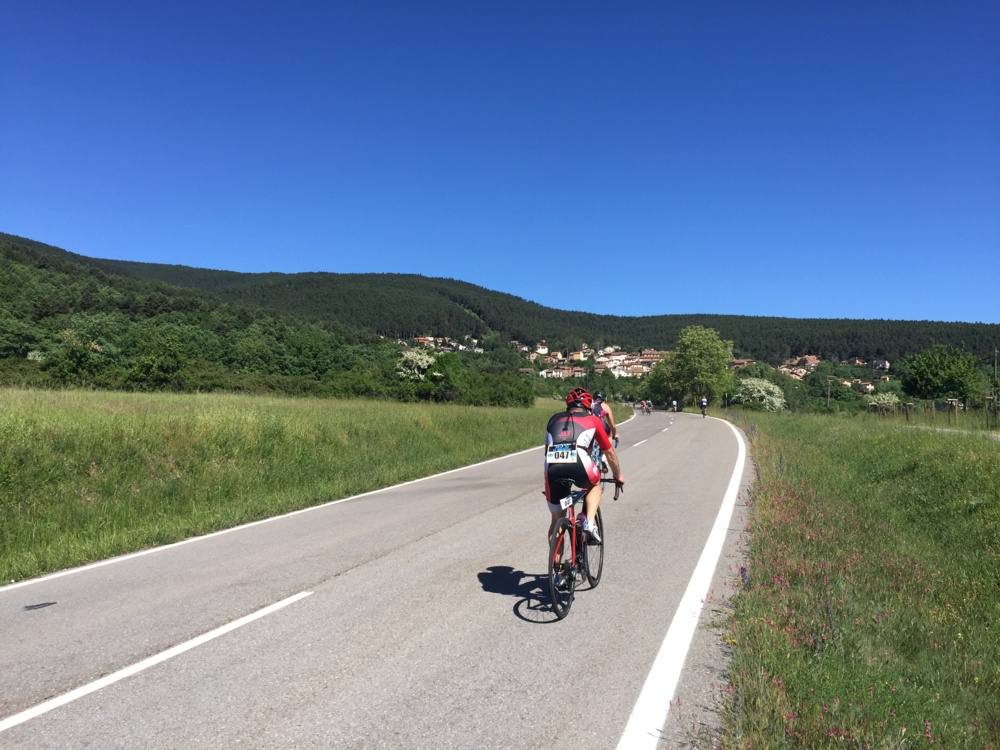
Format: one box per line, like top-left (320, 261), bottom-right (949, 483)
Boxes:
top-left (601, 477), bottom-right (625, 500)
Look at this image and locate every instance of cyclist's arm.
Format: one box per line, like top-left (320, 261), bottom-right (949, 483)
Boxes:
top-left (604, 446), bottom-right (623, 482)
top-left (605, 404), bottom-right (618, 438)
top-left (594, 420), bottom-right (623, 482)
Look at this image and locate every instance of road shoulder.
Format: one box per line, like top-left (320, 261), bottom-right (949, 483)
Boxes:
top-left (659, 421), bottom-right (756, 747)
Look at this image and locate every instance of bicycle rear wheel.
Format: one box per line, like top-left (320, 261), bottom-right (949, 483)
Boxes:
top-left (586, 508), bottom-right (604, 588)
top-left (548, 518), bottom-right (576, 619)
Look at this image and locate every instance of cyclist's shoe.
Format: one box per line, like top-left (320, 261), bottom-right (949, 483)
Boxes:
top-left (583, 518), bottom-right (602, 545)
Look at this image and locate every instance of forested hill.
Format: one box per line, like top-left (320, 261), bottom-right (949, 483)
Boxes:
top-left (3, 232), bottom-right (998, 363)
top-left (0, 233), bottom-right (536, 404)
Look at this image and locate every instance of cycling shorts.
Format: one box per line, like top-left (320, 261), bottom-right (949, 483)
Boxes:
top-left (544, 457), bottom-right (600, 513)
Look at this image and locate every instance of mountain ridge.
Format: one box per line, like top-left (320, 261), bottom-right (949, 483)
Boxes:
top-left (3, 231), bottom-right (998, 363)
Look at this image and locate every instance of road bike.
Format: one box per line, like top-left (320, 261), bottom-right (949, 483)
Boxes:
top-left (548, 478), bottom-right (622, 619)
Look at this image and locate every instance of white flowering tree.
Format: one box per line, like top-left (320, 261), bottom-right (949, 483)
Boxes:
top-left (396, 349), bottom-right (436, 381)
top-left (733, 377), bottom-right (787, 412)
top-left (865, 391), bottom-right (900, 412)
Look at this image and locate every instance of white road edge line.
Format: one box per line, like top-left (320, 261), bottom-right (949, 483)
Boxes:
top-left (632, 439), bottom-right (648, 447)
top-left (2, 412), bottom-right (637, 593)
top-left (615, 417), bottom-right (747, 750)
top-left (0, 591), bottom-right (313, 734)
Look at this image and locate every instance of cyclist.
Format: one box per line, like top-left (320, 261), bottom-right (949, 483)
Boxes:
top-left (544, 387), bottom-right (623, 545)
top-left (700, 396), bottom-right (708, 417)
top-left (671, 399), bottom-right (678, 412)
top-left (592, 391), bottom-right (618, 448)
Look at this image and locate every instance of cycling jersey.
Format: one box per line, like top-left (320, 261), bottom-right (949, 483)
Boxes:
top-left (592, 400), bottom-right (613, 437)
top-left (543, 409), bottom-right (612, 510)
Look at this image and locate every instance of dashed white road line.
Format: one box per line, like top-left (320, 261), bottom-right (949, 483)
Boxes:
top-left (0, 591), bottom-right (314, 734)
top-left (615, 417), bottom-right (747, 750)
top-left (1, 415), bottom-right (638, 594)
top-left (661, 427), bottom-right (669, 432)
top-left (632, 439), bottom-right (648, 447)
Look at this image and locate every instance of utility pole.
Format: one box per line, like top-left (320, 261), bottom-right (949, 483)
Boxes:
top-left (826, 376), bottom-right (833, 409)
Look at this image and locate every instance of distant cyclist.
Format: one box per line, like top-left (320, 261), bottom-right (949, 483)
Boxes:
top-left (592, 391), bottom-right (618, 448)
top-left (700, 396), bottom-right (708, 417)
top-left (671, 399), bottom-right (678, 412)
top-left (544, 387), bottom-right (624, 545)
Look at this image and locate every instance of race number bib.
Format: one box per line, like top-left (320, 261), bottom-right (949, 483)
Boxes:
top-left (546, 443), bottom-right (577, 464)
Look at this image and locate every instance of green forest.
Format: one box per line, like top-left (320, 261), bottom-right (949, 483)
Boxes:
top-left (0, 234), bottom-right (532, 406)
top-left (8, 233), bottom-right (997, 362)
top-left (2, 232), bottom-right (997, 409)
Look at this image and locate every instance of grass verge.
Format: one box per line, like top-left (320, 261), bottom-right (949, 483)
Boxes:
top-left (723, 411), bottom-right (999, 748)
top-left (1, 388), bottom-right (561, 583)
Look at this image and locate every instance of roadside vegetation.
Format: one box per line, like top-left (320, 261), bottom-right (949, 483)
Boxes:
top-left (0, 389), bottom-right (571, 583)
top-left (5, 232), bottom-right (1000, 383)
top-left (0, 234), bottom-right (533, 406)
top-left (722, 411), bottom-right (1000, 747)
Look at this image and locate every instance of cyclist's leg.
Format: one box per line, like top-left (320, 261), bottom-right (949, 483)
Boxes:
top-left (545, 470), bottom-right (571, 543)
top-left (548, 509), bottom-right (562, 543)
top-left (583, 481), bottom-right (602, 525)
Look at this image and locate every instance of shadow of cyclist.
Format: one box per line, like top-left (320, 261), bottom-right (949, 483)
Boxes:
top-left (477, 565), bottom-right (560, 624)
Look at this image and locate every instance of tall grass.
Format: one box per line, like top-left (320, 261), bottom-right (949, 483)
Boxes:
top-left (873, 407), bottom-right (999, 435)
top-left (0, 389), bottom-right (560, 582)
top-left (723, 411), bottom-right (1000, 747)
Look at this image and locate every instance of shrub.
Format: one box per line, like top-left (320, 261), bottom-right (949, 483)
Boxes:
top-left (733, 377), bottom-right (787, 411)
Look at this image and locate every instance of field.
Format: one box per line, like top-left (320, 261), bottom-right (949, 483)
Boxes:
top-left (723, 411), bottom-right (1000, 747)
top-left (1, 389), bottom-right (615, 583)
top-left (876, 407), bottom-right (1000, 435)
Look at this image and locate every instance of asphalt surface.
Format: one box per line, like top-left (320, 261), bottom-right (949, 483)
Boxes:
top-left (1, 410), bottom-right (748, 749)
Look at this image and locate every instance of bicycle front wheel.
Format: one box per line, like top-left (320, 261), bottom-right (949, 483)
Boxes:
top-left (586, 508), bottom-right (604, 588)
top-left (548, 518), bottom-right (576, 619)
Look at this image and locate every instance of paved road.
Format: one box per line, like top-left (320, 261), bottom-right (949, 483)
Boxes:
top-left (1, 411), bottom-right (746, 749)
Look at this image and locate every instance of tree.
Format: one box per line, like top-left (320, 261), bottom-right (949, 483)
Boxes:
top-left (865, 392), bottom-right (900, 412)
top-left (670, 326), bottom-right (736, 403)
top-left (643, 353), bottom-right (678, 405)
top-left (900, 345), bottom-right (986, 401)
top-left (732, 377), bottom-right (786, 411)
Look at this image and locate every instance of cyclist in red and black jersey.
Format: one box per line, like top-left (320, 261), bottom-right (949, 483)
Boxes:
top-left (544, 387), bottom-right (624, 544)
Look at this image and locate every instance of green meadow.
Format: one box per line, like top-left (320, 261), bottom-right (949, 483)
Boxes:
top-left (723, 411), bottom-right (1000, 748)
top-left (1, 389), bottom-right (600, 583)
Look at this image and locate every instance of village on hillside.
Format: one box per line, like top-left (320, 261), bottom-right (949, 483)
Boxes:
top-left (776, 354), bottom-right (894, 393)
top-left (409, 335), bottom-right (668, 378)
top-left (408, 334), bottom-right (900, 390)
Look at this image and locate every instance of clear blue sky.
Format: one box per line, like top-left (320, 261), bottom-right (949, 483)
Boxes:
top-left (2, 1), bottom-right (998, 322)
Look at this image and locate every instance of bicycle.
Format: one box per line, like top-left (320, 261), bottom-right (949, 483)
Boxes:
top-left (548, 478), bottom-right (622, 619)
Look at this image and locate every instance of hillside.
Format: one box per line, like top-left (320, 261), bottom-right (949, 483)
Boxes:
top-left (87, 255), bottom-right (1000, 363)
top-left (3, 232), bottom-right (999, 364)
top-left (0, 233), bottom-right (532, 405)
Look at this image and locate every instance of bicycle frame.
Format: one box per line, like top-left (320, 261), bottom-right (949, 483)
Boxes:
top-left (548, 478), bottom-right (620, 619)
top-left (552, 479), bottom-right (620, 575)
